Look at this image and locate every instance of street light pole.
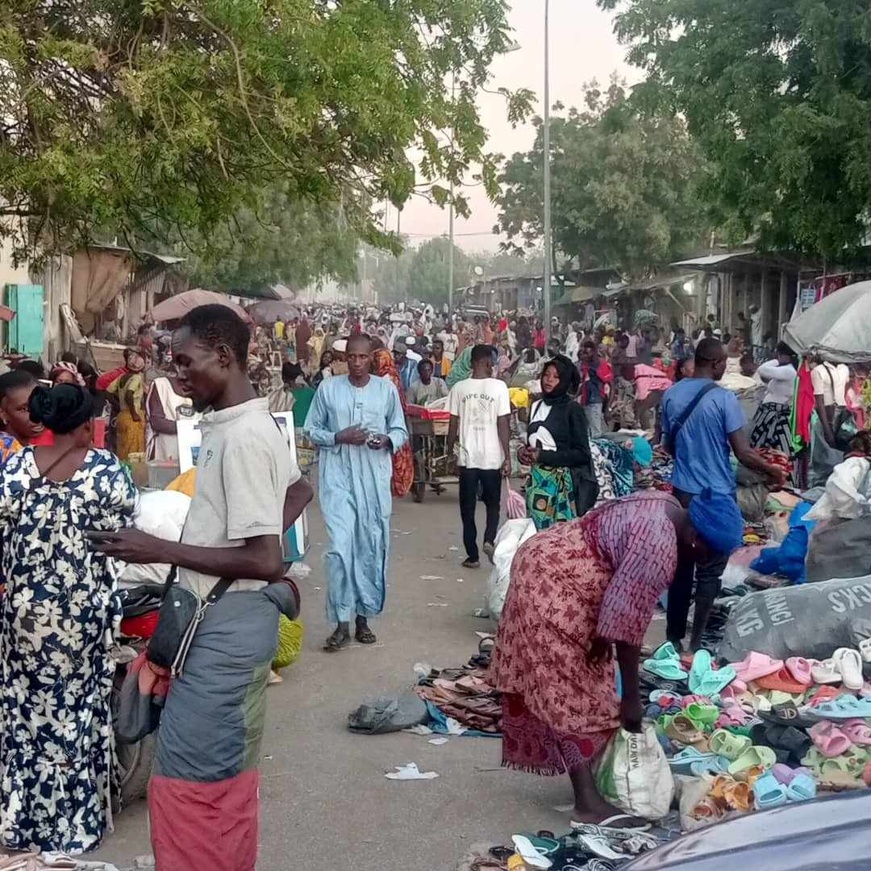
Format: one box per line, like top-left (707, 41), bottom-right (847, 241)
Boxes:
top-left (448, 71), bottom-right (455, 318)
top-left (542, 0), bottom-right (552, 332)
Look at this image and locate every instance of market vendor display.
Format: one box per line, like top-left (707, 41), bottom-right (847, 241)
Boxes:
top-left (490, 490), bottom-right (725, 827)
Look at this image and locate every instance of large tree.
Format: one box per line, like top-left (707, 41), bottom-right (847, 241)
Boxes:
top-left (599, 0), bottom-right (871, 259)
top-left (372, 235), bottom-right (472, 305)
top-left (178, 186), bottom-right (361, 294)
top-left (495, 81), bottom-right (704, 280)
top-left (0, 0), bottom-right (531, 263)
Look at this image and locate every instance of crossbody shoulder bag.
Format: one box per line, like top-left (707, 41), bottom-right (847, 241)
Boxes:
top-left (664, 381), bottom-right (720, 451)
top-left (146, 545), bottom-right (233, 677)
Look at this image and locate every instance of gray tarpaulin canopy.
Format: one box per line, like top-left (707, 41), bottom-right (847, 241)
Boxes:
top-left (783, 281), bottom-right (871, 363)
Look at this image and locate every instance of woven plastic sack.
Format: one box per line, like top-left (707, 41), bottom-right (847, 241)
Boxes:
top-left (595, 725), bottom-right (674, 821)
top-left (273, 616), bottom-right (304, 669)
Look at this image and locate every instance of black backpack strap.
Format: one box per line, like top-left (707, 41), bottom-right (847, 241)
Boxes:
top-left (666, 381), bottom-right (720, 448)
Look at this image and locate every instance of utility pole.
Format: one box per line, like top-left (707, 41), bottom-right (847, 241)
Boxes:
top-left (542, 0), bottom-right (552, 332)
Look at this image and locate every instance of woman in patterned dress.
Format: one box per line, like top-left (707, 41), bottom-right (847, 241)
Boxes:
top-left (0, 384), bottom-right (136, 853)
top-left (491, 491), bottom-right (718, 826)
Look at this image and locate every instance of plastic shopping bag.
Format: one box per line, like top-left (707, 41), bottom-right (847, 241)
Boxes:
top-left (595, 726), bottom-right (674, 821)
top-left (486, 518), bottom-right (536, 620)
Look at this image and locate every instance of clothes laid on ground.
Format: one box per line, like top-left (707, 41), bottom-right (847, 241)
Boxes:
top-left (415, 666), bottom-right (501, 734)
top-left (590, 438), bottom-right (635, 503)
top-left (447, 377), bottom-right (511, 469)
top-left (491, 492), bottom-right (680, 775)
top-left (305, 375), bottom-right (408, 623)
top-left (0, 449), bottom-right (136, 853)
top-left (661, 378), bottom-right (745, 495)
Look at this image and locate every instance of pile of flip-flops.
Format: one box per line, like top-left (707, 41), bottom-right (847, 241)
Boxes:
top-left (475, 823), bottom-right (662, 870)
top-left (640, 642), bottom-right (871, 826)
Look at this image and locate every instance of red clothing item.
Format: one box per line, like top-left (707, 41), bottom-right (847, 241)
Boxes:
top-left (533, 329), bottom-right (547, 350)
top-left (793, 362), bottom-right (815, 448)
top-left (96, 365), bottom-right (128, 392)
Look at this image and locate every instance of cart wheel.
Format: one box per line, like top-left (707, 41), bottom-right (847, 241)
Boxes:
top-left (413, 481), bottom-right (426, 503)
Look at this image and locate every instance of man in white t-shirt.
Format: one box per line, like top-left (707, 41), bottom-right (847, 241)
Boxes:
top-left (437, 323), bottom-right (459, 362)
top-left (811, 358), bottom-right (850, 447)
top-left (447, 344), bottom-right (511, 568)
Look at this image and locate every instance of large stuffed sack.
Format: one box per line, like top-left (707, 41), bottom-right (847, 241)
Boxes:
top-left (595, 725), bottom-right (674, 821)
top-left (120, 490), bottom-right (191, 587)
top-left (486, 519), bottom-right (536, 620)
top-left (805, 516), bottom-right (871, 584)
top-left (718, 574), bottom-right (871, 663)
top-left (273, 616), bottom-right (304, 669)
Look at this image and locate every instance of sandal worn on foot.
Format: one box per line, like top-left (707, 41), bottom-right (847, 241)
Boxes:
top-left (324, 630), bottom-right (351, 652)
top-left (355, 626), bottom-right (377, 644)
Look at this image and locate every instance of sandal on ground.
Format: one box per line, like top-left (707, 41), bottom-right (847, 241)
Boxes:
top-left (753, 771), bottom-right (788, 809)
top-left (727, 745), bottom-right (776, 776)
top-left (709, 729), bottom-right (751, 761)
top-left (571, 816), bottom-right (653, 836)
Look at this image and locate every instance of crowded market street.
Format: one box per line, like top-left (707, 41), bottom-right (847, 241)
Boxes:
top-left (95, 490), bottom-right (578, 871)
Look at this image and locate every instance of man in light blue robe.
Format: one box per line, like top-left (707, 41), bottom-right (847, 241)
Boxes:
top-left (304, 333), bottom-right (408, 651)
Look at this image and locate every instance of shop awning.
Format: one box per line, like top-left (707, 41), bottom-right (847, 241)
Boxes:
top-left (552, 286), bottom-right (603, 306)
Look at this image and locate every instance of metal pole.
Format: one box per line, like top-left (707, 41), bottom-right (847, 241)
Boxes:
top-left (448, 71), bottom-right (455, 318)
top-left (397, 207), bottom-right (404, 304)
top-left (542, 0), bottom-right (552, 332)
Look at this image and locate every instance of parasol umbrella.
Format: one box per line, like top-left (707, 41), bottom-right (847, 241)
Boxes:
top-left (150, 289), bottom-right (250, 324)
top-left (782, 281), bottom-right (871, 363)
top-left (247, 300), bottom-right (302, 325)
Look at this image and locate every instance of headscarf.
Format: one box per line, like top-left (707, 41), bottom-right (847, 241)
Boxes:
top-left (446, 346), bottom-right (472, 388)
top-left (50, 361), bottom-right (85, 387)
top-left (372, 348), bottom-right (398, 380)
top-left (689, 489), bottom-right (745, 555)
top-left (541, 354), bottom-right (580, 406)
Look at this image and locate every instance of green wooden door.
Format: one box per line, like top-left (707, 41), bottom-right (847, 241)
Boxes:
top-left (5, 284), bottom-right (44, 357)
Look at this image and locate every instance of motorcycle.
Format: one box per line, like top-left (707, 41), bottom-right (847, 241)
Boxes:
top-left (113, 582), bottom-right (164, 808)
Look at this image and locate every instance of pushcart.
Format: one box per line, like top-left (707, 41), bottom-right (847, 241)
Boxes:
top-left (406, 406), bottom-right (458, 502)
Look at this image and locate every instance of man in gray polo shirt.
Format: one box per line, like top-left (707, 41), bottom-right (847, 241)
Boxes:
top-left (93, 304), bottom-right (312, 871)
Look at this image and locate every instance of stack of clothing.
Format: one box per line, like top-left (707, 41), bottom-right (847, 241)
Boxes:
top-left (415, 665), bottom-right (501, 734)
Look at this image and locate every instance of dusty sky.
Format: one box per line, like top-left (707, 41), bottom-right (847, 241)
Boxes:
top-left (392, 0), bottom-right (634, 253)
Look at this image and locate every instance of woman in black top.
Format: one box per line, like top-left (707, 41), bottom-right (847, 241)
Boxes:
top-left (518, 355), bottom-right (598, 529)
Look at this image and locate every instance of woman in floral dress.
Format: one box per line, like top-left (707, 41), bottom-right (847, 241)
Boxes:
top-left (491, 490), bottom-right (742, 826)
top-left (0, 384), bottom-right (136, 853)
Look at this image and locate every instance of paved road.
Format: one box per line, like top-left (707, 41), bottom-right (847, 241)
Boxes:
top-left (95, 488), bottom-right (575, 871)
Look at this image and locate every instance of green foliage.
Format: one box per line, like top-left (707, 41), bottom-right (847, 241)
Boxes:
top-left (599, 0), bottom-right (871, 259)
top-left (495, 81), bottom-right (705, 280)
top-left (0, 0), bottom-right (530, 264)
top-left (175, 186), bottom-right (361, 293)
top-left (372, 236), bottom-right (471, 304)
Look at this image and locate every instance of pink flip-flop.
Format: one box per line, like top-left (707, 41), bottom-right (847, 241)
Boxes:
top-left (785, 656), bottom-right (813, 687)
top-left (841, 719), bottom-right (871, 747)
top-left (732, 652), bottom-right (784, 683)
top-left (809, 721), bottom-right (853, 758)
